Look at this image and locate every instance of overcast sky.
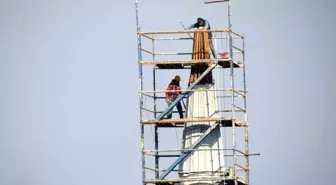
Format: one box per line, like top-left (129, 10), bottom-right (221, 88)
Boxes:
top-left (0, 0), bottom-right (335, 185)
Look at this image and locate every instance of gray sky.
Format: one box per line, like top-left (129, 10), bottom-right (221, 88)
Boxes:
top-left (0, 0), bottom-right (335, 185)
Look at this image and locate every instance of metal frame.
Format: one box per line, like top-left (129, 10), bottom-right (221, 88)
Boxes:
top-left (135, 0), bottom-right (258, 185)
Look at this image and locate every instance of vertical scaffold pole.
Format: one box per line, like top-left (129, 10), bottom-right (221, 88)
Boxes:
top-left (152, 35), bottom-right (159, 179)
top-left (227, 1), bottom-right (237, 185)
top-left (242, 36), bottom-right (249, 185)
top-left (135, 1), bottom-right (145, 184)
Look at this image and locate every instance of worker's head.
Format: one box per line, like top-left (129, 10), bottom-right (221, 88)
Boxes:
top-left (174, 75), bottom-right (181, 82)
top-left (197, 17), bottom-right (204, 25)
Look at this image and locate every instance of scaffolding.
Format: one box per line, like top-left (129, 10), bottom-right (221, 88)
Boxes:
top-left (135, 1), bottom-right (259, 185)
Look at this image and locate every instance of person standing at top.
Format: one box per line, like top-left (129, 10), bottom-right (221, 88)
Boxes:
top-left (187, 17), bottom-right (217, 58)
top-left (165, 75), bottom-right (183, 119)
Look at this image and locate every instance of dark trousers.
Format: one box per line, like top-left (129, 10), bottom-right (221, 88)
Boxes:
top-left (209, 38), bottom-right (216, 58)
top-left (166, 100), bottom-right (183, 119)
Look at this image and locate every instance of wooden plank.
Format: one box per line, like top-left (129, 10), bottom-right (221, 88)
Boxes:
top-left (144, 178), bottom-right (247, 184)
top-left (140, 59), bottom-right (231, 65)
top-left (139, 59), bottom-right (244, 68)
top-left (141, 117), bottom-right (234, 124)
top-left (141, 117), bottom-right (246, 127)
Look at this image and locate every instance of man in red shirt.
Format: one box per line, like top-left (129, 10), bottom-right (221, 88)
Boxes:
top-left (165, 75), bottom-right (183, 119)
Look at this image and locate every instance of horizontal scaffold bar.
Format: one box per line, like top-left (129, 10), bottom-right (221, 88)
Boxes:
top-left (155, 109), bottom-right (244, 114)
top-left (141, 117), bottom-right (245, 125)
top-left (144, 167), bottom-right (179, 172)
top-left (205, 0), bottom-right (230, 4)
top-left (146, 167), bottom-right (234, 174)
top-left (140, 88), bottom-right (247, 94)
top-left (154, 154), bottom-right (250, 157)
top-left (153, 36), bottom-right (241, 40)
top-left (144, 178), bottom-right (247, 184)
top-left (145, 51), bottom-right (242, 55)
top-left (140, 58), bottom-right (230, 64)
top-left (138, 29), bottom-right (244, 39)
top-left (145, 152), bottom-right (260, 157)
top-left (139, 59), bottom-right (244, 67)
top-left (138, 29), bottom-right (231, 35)
top-left (143, 148), bottom-right (247, 155)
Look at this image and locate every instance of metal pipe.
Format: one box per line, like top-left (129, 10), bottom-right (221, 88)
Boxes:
top-left (141, 93), bottom-right (155, 99)
top-left (235, 164), bottom-right (248, 171)
top-left (135, 1), bottom-right (145, 183)
top-left (155, 66), bottom-right (192, 69)
top-left (144, 167), bottom-right (180, 172)
top-left (155, 96), bottom-right (188, 99)
top-left (154, 37), bottom-right (193, 40)
top-left (153, 52), bottom-right (193, 55)
top-left (233, 89), bottom-right (246, 97)
top-left (141, 117), bottom-right (237, 124)
top-left (140, 107), bottom-right (155, 113)
top-left (230, 30), bottom-right (244, 38)
top-left (152, 34), bottom-right (159, 179)
top-left (144, 148), bottom-right (236, 153)
top-left (216, 95), bottom-right (239, 98)
top-left (180, 21), bottom-right (193, 39)
top-left (144, 177), bottom-right (246, 183)
top-left (227, 1), bottom-right (238, 185)
top-left (140, 60), bottom-right (243, 67)
top-left (138, 29), bottom-right (231, 35)
top-left (140, 48), bottom-right (155, 55)
top-left (145, 151), bottom-right (260, 156)
top-left (140, 88), bottom-right (246, 94)
top-left (231, 45), bottom-right (244, 53)
top-left (149, 51), bottom-right (241, 56)
top-left (204, 0), bottom-right (230, 4)
top-left (233, 104), bottom-right (246, 112)
top-left (155, 154), bottom-right (251, 157)
top-left (242, 35), bottom-right (250, 185)
top-left (216, 109), bottom-right (245, 113)
top-left (141, 34), bottom-right (153, 40)
top-left (155, 109), bottom-right (243, 114)
top-left (139, 58), bottom-right (232, 65)
top-left (156, 110), bottom-right (186, 114)
top-left (153, 36), bottom-right (240, 40)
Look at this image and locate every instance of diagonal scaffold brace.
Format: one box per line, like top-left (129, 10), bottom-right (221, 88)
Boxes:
top-left (159, 122), bottom-right (220, 179)
top-left (155, 63), bottom-right (218, 121)
top-left (157, 63), bottom-right (219, 180)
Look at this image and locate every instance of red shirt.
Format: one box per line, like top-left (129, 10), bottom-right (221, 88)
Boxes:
top-left (166, 80), bottom-right (181, 100)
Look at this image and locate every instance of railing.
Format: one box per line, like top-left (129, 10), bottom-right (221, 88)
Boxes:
top-left (137, 29), bottom-right (245, 66)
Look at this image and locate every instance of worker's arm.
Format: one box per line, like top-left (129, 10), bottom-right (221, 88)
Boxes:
top-left (187, 23), bottom-right (197, 30)
top-left (165, 85), bottom-right (172, 103)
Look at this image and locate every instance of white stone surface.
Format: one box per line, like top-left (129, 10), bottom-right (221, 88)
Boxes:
top-left (179, 84), bottom-right (225, 185)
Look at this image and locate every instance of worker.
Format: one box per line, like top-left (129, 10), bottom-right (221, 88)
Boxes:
top-left (165, 75), bottom-right (183, 119)
top-left (187, 17), bottom-right (216, 58)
